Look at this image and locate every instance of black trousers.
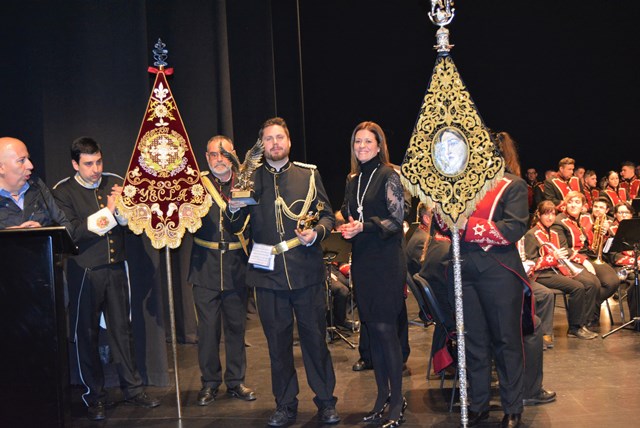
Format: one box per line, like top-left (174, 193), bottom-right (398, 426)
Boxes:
top-left (523, 315), bottom-right (543, 399)
top-left (71, 262), bottom-right (143, 406)
top-left (193, 285), bottom-right (248, 389)
top-left (530, 281), bottom-right (555, 336)
top-left (456, 259), bottom-right (524, 415)
top-left (535, 270), bottom-right (598, 328)
top-left (255, 284), bottom-right (337, 411)
top-left (591, 261), bottom-right (620, 320)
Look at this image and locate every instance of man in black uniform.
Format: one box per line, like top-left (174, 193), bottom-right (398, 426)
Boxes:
top-left (0, 137), bottom-right (70, 230)
top-left (227, 117), bottom-right (339, 426)
top-left (188, 135), bottom-right (255, 406)
top-left (53, 137), bottom-right (160, 421)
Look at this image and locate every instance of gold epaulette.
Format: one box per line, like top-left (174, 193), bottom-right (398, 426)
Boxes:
top-left (293, 161), bottom-right (317, 170)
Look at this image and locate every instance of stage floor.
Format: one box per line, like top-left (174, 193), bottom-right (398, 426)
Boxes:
top-left (70, 294), bottom-right (640, 427)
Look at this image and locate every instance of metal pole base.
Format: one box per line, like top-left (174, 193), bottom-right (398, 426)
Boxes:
top-left (327, 326), bottom-right (356, 349)
top-left (602, 317), bottom-right (640, 339)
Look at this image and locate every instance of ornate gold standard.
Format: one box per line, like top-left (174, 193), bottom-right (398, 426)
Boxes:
top-left (400, 2), bottom-right (505, 426)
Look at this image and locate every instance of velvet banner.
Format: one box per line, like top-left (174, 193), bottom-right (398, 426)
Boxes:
top-left (117, 67), bottom-right (211, 249)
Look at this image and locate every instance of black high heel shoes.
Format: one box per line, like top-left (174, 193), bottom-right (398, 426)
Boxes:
top-left (380, 397), bottom-right (407, 428)
top-left (362, 395), bottom-right (390, 423)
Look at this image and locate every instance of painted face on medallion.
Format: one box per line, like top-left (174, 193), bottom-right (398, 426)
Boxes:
top-left (432, 127), bottom-right (468, 176)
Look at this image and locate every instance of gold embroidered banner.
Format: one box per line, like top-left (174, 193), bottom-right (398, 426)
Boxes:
top-left (401, 54), bottom-right (503, 228)
top-left (116, 66), bottom-right (211, 249)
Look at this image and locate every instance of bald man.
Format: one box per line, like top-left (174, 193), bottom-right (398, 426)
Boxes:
top-left (0, 137), bottom-right (70, 230)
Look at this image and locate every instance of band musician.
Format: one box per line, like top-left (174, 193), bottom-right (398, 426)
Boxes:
top-left (551, 192), bottom-right (619, 327)
top-left (543, 157), bottom-right (582, 211)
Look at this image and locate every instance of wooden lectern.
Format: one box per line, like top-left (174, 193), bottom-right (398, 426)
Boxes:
top-left (0, 226), bottom-right (76, 427)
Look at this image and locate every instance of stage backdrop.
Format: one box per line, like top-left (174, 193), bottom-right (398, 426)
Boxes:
top-left (3, 0), bottom-right (640, 382)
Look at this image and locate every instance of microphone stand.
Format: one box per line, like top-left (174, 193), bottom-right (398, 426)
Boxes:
top-left (324, 253), bottom-right (356, 348)
top-left (603, 224), bottom-right (640, 338)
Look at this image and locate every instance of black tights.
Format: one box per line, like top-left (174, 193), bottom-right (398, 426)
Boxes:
top-left (367, 321), bottom-right (404, 419)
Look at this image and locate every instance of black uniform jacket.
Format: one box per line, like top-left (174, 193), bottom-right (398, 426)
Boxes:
top-left (188, 175), bottom-right (248, 292)
top-left (53, 173), bottom-right (126, 269)
top-left (227, 161), bottom-right (335, 291)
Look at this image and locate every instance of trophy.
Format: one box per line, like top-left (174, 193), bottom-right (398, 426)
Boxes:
top-left (219, 138), bottom-right (264, 205)
top-left (297, 202), bottom-right (325, 231)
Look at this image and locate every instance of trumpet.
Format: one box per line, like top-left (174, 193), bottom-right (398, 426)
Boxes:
top-left (590, 215), bottom-right (607, 265)
top-left (542, 242), bottom-right (584, 277)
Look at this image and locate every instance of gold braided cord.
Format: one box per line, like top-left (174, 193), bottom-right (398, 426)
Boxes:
top-left (276, 169), bottom-right (317, 221)
top-left (200, 174), bottom-right (250, 238)
top-left (401, 55), bottom-right (503, 228)
top-left (201, 175), bottom-right (227, 211)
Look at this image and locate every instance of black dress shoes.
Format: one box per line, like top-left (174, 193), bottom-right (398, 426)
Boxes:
top-left (126, 392), bottom-right (161, 408)
top-left (267, 406), bottom-right (297, 427)
top-left (567, 326), bottom-right (597, 339)
top-left (318, 406), bottom-right (340, 424)
top-left (523, 388), bottom-right (557, 406)
top-left (197, 387), bottom-right (218, 406)
top-left (352, 358), bottom-right (373, 371)
top-left (87, 401), bottom-right (106, 421)
top-left (467, 410), bottom-right (489, 427)
top-left (227, 384), bottom-right (256, 401)
top-left (501, 413), bottom-right (521, 428)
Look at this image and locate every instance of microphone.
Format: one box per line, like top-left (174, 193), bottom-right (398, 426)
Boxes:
top-left (28, 177), bottom-right (53, 225)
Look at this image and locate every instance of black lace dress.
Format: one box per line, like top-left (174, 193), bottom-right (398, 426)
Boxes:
top-left (341, 158), bottom-right (406, 323)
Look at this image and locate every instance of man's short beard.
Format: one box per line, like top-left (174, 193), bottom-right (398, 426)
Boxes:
top-left (265, 148), bottom-right (290, 162)
top-left (211, 163), bottom-right (232, 179)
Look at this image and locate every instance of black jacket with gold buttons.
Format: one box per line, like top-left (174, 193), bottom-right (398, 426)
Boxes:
top-left (53, 173), bottom-right (126, 269)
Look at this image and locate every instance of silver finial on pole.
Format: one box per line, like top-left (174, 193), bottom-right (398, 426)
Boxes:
top-left (428, 0), bottom-right (455, 52)
top-left (153, 38), bottom-right (169, 67)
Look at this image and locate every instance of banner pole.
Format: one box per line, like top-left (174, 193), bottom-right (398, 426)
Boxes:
top-left (165, 246), bottom-right (182, 418)
top-left (451, 227), bottom-right (468, 427)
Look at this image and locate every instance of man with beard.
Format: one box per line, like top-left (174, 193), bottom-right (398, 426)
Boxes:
top-left (227, 117), bottom-right (339, 426)
top-left (188, 135), bottom-right (256, 406)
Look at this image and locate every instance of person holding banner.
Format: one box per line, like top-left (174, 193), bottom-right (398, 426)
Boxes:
top-left (188, 135), bottom-right (255, 406)
top-left (53, 137), bottom-right (160, 421)
top-left (227, 117), bottom-right (339, 427)
top-left (448, 131), bottom-right (530, 428)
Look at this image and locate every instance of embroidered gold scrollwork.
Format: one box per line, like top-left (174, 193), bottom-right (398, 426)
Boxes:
top-left (401, 55), bottom-right (503, 227)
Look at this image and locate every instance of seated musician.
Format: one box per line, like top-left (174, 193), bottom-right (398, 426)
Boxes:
top-left (608, 203), bottom-right (639, 319)
top-left (551, 192), bottom-right (620, 327)
top-left (583, 170), bottom-right (599, 212)
top-left (524, 201), bottom-right (599, 339)
top-left (620, 161), bottom-right (640, 200)
top-left (543, 157), bottom-right (582, 211)
top-left (525, 167), bottom-right (541, 214)
top-left (602, 170), bottom-right (628, 207)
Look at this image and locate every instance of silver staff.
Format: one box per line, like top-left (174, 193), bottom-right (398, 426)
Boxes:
top-left (428, 2), bottom-right (469, 427)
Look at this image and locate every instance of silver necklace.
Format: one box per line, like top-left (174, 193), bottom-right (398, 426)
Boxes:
top-left (356, 167), bottom-right (378, 222)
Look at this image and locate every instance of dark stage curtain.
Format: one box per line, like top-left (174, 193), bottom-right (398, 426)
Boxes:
top-left (2, 0), bottom-right (256, 388)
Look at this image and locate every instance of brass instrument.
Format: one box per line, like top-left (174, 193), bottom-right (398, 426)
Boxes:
top-left (542, 242), bottom-right (584, 277)
top-left (590, 215), bottom-right (607, 265)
